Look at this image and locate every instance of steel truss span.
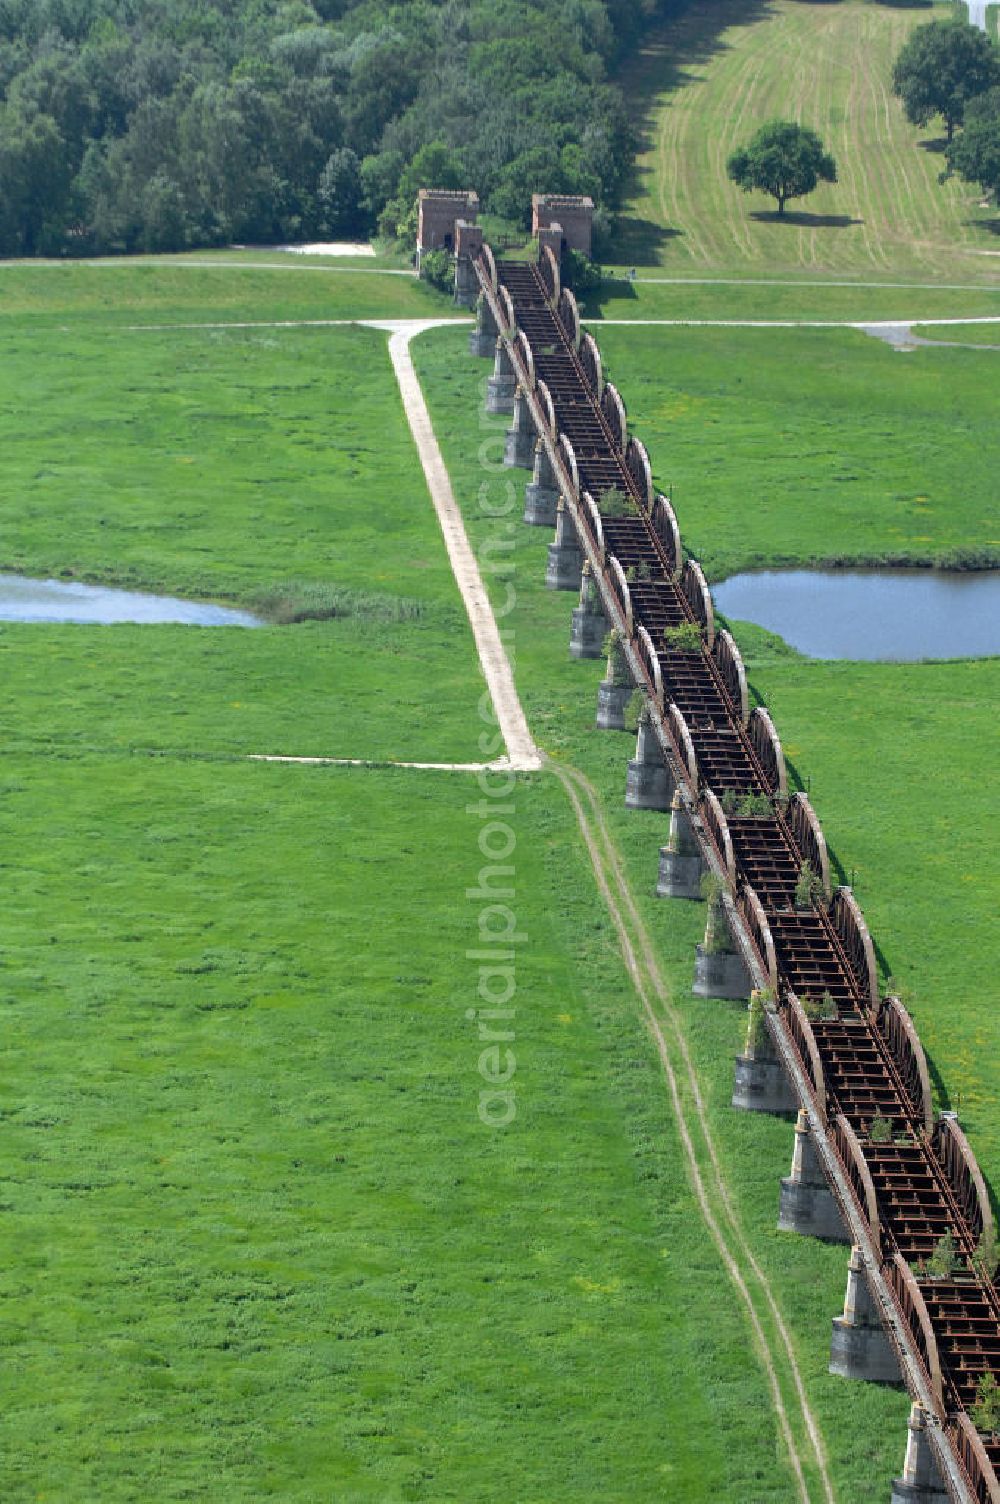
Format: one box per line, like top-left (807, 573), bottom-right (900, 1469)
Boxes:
top-left (473, 244), bottom-right (1000, 1504)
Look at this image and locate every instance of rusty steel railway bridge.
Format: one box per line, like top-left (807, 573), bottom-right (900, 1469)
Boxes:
top-left (469, 241), bottom-right (1000, 1504)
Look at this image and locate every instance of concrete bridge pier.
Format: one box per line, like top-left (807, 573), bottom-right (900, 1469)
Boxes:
top-left (596, 633), bottom-right (633, 729)
top-left (486, 339), bottom-right (516, 415)
top-left (732, 1001), bottom-right (798, 1113)
top-left (830, 1246), bottom-right (901, 1384)
top-left (890, 1406), bottom-right (950, 1504)
top-left (546, 498), bottom-right (583, 591)
top-left (502, 385), bottom-right (535, 466)
top-left (470, 294), bottom-right (500, 358)
top-left (625, 715), bottom-right (673, 810)
top-left (569, 562), bottom-right (608, 658)
top-left (778, 1109), bottom-right (849, 1242)
top-left (523, 440), bottom-right (560, 527)
top-left (692, 893), bottom-right (753, 999)
top-left (504, 387), bottom-right (536, 469)
top-left (656, 792), bottom-right (704, 899)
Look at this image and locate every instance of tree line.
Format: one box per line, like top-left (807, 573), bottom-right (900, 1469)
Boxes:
top-left (891, 17), bottom-right (1000, 206)
top-left (0, 0), bottom-right (664, 258)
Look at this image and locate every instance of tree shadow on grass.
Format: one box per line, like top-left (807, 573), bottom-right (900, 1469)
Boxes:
top-left (917, 136), bottom-right (951, 154)
top-left (964, 214), bottom-right (1000, 236)
top-left (748, 209), bottom-right (865, 228)
top-left (609, 214), bottom-right (683, 268)
top-left (583, 277), bottom-right (639, 319)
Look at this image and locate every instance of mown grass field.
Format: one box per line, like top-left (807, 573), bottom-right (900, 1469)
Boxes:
top-left (915, 320), bottom-right (1000, 344)
top-left (614, 0), bottom-right (1000, 279)
top-left (592, 323), bottom-right (1000, 577)
top-left (415, 320), bottom-right (998, 1498)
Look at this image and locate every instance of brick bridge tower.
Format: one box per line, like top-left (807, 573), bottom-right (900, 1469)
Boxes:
top-left (416, 189), bottom-right (479, 268)
top-left (531, 193), bottom-right (594, 258)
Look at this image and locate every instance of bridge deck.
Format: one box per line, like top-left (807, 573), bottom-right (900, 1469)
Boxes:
top-left (479, 249), bottom-right (1000, 1500)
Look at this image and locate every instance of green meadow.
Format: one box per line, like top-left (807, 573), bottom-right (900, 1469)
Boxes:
top-left (1, 266), bottom-right (823, 1502)
top-left (586, 277), bottom-right (1000, 324)
top-left (0, 314), bottom-right (484, 764)
top-left (3, 755), bottom-right (818, 1503)
top-left (588, 324), bottom-right (1000, 578)
top-left (915, 321), bottom-right (1000, 346)
top-left (0, 259), bottom-right (455, 329)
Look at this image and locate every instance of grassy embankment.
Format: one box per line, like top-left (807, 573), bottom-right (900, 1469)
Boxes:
top-left (2, 268), bottom-right (815, 1501)
top-left (0, 257), bottom-right (448, 329)
top-left (414, 320), bottom-right (999, 1501)
top-left (612, 0), bottom-right (1000, 281)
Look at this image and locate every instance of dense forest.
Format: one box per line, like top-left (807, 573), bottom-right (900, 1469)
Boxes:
top-left (0, 0), bottom-right (663, 257)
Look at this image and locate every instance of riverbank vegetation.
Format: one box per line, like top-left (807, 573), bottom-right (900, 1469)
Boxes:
top-left (0, 296), bottom-right (482, 763)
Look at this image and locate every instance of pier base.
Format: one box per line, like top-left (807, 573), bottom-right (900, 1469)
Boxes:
top-left (625, 718), bottom-right (673, 810)
top-left (486, 340), bottom-right (515, 415)
top-left (470, 296), bottom-right (500, 358)
top-left (545, 499), bottom-right (583, 592)
top-left (569, 563), bottom-right (608, 659)
top-left (830, 1247), bottom-right (901, 1383)
top-left (504, 388), bottom-right (536, 469)
top-left (596, 634), bottom-right (633, 730)
top-left (693, 945), bottom-right (752, 1001)
top-left (732, 1049), bottom-right (798, 1114)
top-left (778, 1109), bottom-right (849, 1242)
top-left (656, 793), bottom-right (704, 899)
top-left (890, 1406), bottom-right (949, 1504)
top-left (524, 441), bottom-right (559, 527)
top-left (693, 893), bottom-right (752, 999)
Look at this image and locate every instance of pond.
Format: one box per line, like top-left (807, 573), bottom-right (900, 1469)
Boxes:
top-left (712, 568), bottom-right (1000, 661)
top-left (0, 573), bottom-right (261, 627)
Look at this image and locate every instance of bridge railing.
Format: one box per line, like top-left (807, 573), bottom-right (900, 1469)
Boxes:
top-left (933, 1115), bottom-right (996, 1249)
top-left (877, 996), bottom-right (934, 1134)
top-left (712, 628), bottom-right (749, 725)
top-left (787, 792), bottom-right (831, 899)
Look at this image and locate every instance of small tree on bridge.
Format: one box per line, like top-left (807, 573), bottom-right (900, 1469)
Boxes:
top-left (726, 121), bottom-right (837, 216)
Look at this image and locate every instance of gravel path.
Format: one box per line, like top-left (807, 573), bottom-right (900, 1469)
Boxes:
top-left (378, 319), bottom-right (542, 773)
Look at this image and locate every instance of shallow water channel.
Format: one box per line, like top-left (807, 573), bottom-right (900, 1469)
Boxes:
top-left (0, 573), bottom-right (261, 627)
top-left (712, 568), bottom-right (1000, 661)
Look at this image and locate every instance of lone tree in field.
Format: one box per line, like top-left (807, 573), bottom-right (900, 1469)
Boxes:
top-left (726, 121), bottom-right (837, 216)
top-left (891, 20), bottom-right (1000, 143)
